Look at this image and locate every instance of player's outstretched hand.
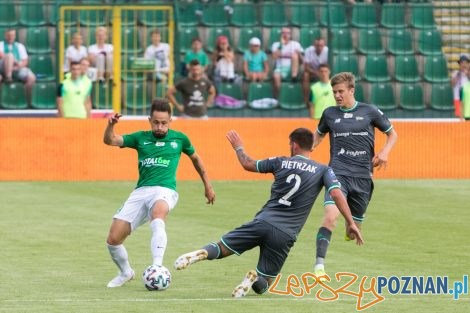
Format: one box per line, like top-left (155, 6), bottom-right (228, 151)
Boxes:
top-left (347, 224), bottom-right (364, 246)
top-left (226, 130), bottom-right (244, 151)
top-left (205, 185), bottom-right (216, 205)
top-left (372, 151), bottom-right (388, 171)
top-left (108, 113), bottom-right (122, 125)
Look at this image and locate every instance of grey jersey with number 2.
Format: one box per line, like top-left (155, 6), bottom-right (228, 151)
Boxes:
top-left (317, 102), bottom-right (393, 178)
top-left (255, 155), bottom-right (340, 240)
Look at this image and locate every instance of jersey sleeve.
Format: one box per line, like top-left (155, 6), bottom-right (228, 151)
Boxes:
top-left (370, 105), bottom-right (393, 133)
top-left (256, 157), bottom-right (279, 173)
top-left (317, 109), bottom-right (330, 135)
top-left (323, 167), bottom-right (341, 193)
top-left (182, 134), bottom-right (195, 156)
top-left (122, 131), bottom-right (142, 149)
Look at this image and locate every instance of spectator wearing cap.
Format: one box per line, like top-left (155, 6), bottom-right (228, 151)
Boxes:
top-left (243, 37), bottom-right (269, 82)
top-left (271, 27), bottom-right (303, 98)
top-left (184, 37), bottom-right (209, 75)
top-left (303, 38), bottom-right (329, 103)
top-left (452, 55), bottom-right (469, 117)
top-left (212, 35), bottom-right (235, 83)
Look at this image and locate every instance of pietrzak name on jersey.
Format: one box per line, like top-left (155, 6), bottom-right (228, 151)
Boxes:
top-left (141, 157), bottom-right (171, 167)
top-left (281, 160), bottom-right (318, 173)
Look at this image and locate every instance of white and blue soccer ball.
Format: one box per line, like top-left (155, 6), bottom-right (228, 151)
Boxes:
top-left (142, 265), bottom-right (172, 291)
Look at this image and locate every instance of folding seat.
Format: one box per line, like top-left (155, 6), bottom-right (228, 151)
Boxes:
top-left (387, 29), bottom-right (414, 55)
top-left (93, 81), bottom-right (113, 109)
top-left (410, 4), bottom-right (436, 29)
top-left (423, 55), bottom-right (449, 83)
top-left (25, 27), bottom-right (51, 54)
top-left (121, 27), bottom-right (142, 54)
top-left (231, 3), bottom-right (258, 27)
top-left (418, 29), bottom-right (443, 55)
top-left (430, 83), bottom-right (454, 110)
top-left (1, 83), bottom-right (28, 109)
top-left (279, 83), bottom-right (304, 110)
top-left (0, 3), bottom-right (18, 27)
top-left (381, 3), bottom-right (406, 28)
top-left (290, 3), bottom-right (318, 27)
top-left (247, 82), bottom-right (275, 109)
top-left (201, 4), bottom-right (229, 26)
top-left (261, 2), bottom-right (288, 27)
top-left (357, 29), bottom-right (385, 54)
top-left (320, 3), bottom-right (347, 28)
top-left (370, 83), bottom-right (396, 110)
top-left (351, 3), bottom-right (377, 28)
top-left (394, 55), bottom-right (420, 83)
top-left (330, 28), bottom-right (354, 54)
top-left (399, 83), bottom-right (425, 110)
top-left (29, 55), bottom-right (56, 81)
top-left (364, 54), bottom-right (391, 82)
top-left (32, 82), bottom-right (57, 109)
top-left (333, 54), bottom-right (360, 79)
top-left (19, 3), bottom-right (47, 26)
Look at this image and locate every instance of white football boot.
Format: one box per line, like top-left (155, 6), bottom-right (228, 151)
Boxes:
top-left (232, 270), bottom-right (258, 298)
top-left (174, 249), bottom-right (208, 270)
top-left (106, 270), bottom-right (135, 288)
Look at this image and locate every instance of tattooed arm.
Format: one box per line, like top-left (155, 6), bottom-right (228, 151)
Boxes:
top-left (189, 152), bottom-right (215, 204)
top-left (226, 130), bottom-right (258, 172)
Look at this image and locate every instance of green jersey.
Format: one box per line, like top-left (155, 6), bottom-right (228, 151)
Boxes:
top-left (122, 129), bottom-right (195, 190)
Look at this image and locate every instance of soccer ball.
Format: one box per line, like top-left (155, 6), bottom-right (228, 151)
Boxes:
top-left (142, 265), bottom-right (172, 291)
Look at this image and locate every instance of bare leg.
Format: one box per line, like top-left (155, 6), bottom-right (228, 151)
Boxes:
top-left (3, 54), bottom-right (14, 81)
top-left (291, 53), bottom-right (299, 78)
top-left (24, 72), bottom-right (36, 106)
top-left (273, 73), bottom-right (281, 98)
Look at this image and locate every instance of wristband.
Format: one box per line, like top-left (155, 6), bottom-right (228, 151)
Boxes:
top-left (235, 146), bottom-right (244, 152)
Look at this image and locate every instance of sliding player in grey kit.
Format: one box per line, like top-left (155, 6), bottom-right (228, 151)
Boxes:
top-left (174, 128), bottom-right (363, 297)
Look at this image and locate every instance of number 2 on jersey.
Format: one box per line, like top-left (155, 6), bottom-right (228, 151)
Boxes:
top-left (278, 174), bottom-right (301, 206)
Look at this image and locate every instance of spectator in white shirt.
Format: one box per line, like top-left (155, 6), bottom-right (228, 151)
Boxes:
top-left (88, 27), bottom-right (113, 81)
top-left (271, 27), bottom-right (303, 98)
top-left (303, 38), bottom-right (329, 103)
top-left (144, 29), bottom-right (170, 82)
top-left (0, 28), bottom-right (36, 105)
top-left (64, 32), bottom-right (88, 73)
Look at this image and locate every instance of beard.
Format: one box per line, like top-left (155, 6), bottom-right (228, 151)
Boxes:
top-left (153, 130), bottom-right (167, 139)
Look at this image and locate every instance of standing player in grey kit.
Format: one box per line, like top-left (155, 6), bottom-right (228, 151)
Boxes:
top-left (312, 72), bottom-right (398, 279)
top-left (174, 128), bottom-right (363, 298)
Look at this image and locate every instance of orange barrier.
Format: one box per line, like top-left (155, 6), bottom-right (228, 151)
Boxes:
top-left (1, 118), bottom-right (469, 181)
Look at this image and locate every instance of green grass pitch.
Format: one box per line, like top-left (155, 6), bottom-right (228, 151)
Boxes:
top-left (0, 180), bottom-right (469, 313)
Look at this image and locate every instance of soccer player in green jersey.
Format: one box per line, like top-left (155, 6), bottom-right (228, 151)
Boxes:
top-left (103, 99), bottom-right (216, 288)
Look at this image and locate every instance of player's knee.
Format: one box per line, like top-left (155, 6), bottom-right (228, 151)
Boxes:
top-left (252, 275), bottom-right (269, 294)
top-left (106, 233), bottom-right (124, 246)
top-left (322, 216), bottom-right (338, 230)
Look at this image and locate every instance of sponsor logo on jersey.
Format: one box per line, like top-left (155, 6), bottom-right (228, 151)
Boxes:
top-left (281, 160), bottom-right (317, 173)
top-left (334, 118), bottom-right (341, 124)
top-left (156, 142), bottom-right (165, 147)
top-left (334, 131), bottom-right (369, 138)
top-left (356, 116), bottom-right (364, 121)
top-left (141, 157), bottom-right (171, 167)
top-left (337, 148), bottom-right (367, 157)
top-left (171, 141), bottom-right (178, 149)
top-left (344, 113), bottom-right (353, 119)
top-left (143, 142), bottom-right (153, 145)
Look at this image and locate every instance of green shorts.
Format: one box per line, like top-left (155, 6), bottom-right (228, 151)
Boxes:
top-left (274, 65), bottom-right (291, 80)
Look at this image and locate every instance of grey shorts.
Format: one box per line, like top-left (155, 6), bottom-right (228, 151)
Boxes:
top-left (221, 219), bottom-right (295, 278)
top-left (0, 60), bottom-right (33, 82)
top-left (324, 175), bottom-right (374, 223)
